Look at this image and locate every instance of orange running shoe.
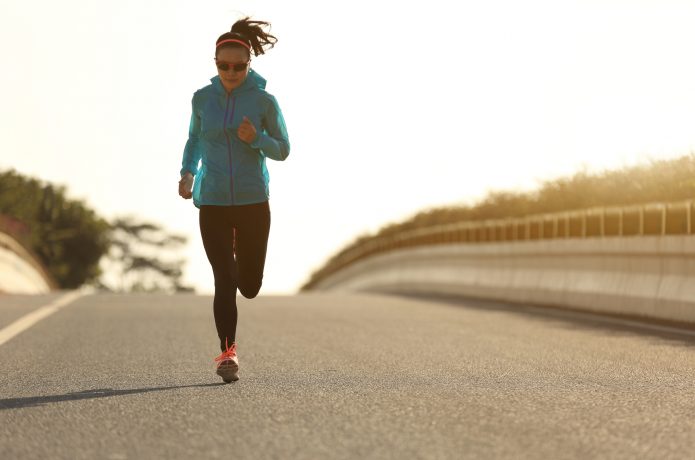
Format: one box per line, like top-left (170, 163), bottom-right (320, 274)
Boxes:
top-left (214, 338), bottom-right (239, 383)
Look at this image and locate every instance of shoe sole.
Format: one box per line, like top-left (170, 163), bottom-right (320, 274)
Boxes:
top-left (216, 362), bottom-right (239, 383)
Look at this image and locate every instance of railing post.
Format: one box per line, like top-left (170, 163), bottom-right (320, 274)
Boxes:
top-left (688, 201), bottom-right (692, 235)
top-left (525, 217), bottom-right (530, 240)
top-left (639, 206), bottom-right (644, 235)
top-left (581, 210), bottom-right (587, 238)
top-left (565, 212), bottom-right (569, 238)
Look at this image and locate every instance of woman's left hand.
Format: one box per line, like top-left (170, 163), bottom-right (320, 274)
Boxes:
top-left (237, 116), bottom-right (257, 144)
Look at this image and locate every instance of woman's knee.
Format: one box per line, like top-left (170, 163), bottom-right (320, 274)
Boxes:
top-left (238, 279), bottom-right (262, 299)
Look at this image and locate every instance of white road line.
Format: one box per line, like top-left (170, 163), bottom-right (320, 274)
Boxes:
top-left (0, 290), bottom-right (89, 347)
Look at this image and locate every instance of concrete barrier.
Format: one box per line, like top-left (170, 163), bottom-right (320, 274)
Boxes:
top-left (312, 235), bottom-right (695, 325)
top-left (0, 232), bottom-right (53, 294)
top-left (305, 200), bottom-right (695, 291)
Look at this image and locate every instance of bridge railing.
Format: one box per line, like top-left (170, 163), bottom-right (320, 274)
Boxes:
top-left (0, 214), bottom-right (57, 293)
top-left (306, 199), bottom-right (695, 290)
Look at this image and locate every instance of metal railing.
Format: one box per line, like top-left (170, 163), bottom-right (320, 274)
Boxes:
top-left (304, 199), bottom-right (695, 290)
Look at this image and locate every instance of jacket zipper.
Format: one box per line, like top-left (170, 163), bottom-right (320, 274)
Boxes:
top-left (222, 92), bottom-right (237, 204)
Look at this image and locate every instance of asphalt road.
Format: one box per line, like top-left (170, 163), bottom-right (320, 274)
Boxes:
top-left (1, 291), bottom-right (694, 459)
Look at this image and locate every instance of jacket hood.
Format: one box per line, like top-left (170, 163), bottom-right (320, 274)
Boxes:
top-left (210, 68), bottom-right (267, 95)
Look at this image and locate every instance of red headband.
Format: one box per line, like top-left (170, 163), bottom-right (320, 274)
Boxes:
top-left (216, 38), bottom-right (251, 50)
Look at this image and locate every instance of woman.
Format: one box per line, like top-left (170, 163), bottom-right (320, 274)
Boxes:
top-left (178, 17), bottom-right (290, 383)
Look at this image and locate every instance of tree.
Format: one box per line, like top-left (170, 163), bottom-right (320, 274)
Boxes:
top-left (96, 216), bottom-right (195, 293)
top-left (0, 169), bottom-right (110, 288)
top-left (0, 168), bottom-right (194, 293)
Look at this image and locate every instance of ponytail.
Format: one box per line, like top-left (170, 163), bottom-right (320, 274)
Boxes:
top-left (215, 17), bottom-right (278, 57)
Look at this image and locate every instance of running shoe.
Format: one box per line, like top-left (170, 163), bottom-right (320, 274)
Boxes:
top-left (214, 338), bottom-right (239, 383)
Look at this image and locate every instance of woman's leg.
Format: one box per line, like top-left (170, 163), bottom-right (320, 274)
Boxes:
top-left (199, 205), bottom-right (238, 351)
top-left (234, 200), bottom-right (271, 299)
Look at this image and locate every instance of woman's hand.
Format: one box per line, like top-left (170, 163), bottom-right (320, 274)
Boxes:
top-left (178, 172), bottom-right (194, 199)
top-left (237, 116), bottom-right (258, 144)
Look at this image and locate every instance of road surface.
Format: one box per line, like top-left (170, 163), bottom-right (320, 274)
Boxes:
top-left (1, 292), bottom-right (694, 459)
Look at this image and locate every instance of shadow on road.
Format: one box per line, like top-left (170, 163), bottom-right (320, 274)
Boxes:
top-left (382, 291), bottom-right (695, 347)
top-left (0, 382), bottom-right (228, 410)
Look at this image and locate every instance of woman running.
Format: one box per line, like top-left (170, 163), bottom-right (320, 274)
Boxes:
top-left (178, 17), bottom-right (290, 383)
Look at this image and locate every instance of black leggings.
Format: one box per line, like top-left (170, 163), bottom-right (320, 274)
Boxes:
top-left (199, 201), bottom-right (270, 351)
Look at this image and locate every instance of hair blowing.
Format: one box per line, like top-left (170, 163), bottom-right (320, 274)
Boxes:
top-left (215, 17), bottom-right (278, 57)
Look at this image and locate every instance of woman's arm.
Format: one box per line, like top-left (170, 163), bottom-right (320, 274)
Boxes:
top-left (180, 92), bottom-right (202, 177)
top-left (249, 94), bottom-right (290, 161)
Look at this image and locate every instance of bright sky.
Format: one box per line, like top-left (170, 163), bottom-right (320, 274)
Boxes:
top-left (2, 0), bottom-right (695, 294)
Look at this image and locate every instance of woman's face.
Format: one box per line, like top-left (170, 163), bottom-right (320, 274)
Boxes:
top-left (215, 47), bottom-right (251, 92)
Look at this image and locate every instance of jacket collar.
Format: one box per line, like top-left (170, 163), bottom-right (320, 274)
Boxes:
top-left (210, 68), bottom-right (267, 96)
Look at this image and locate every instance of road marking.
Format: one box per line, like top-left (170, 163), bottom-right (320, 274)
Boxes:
top-left (0, 290), bottom-right (89, 347)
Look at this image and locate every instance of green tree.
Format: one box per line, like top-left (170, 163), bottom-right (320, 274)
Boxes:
top-left (0, 169), bottom-right (110, 288)
top-left (0, 169), bottom-right (194, 292)
top-left (97, 216), bottom-right (194, 293)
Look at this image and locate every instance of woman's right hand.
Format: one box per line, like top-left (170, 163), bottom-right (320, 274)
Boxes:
top-left (178, 172), bottom-right (194, 199)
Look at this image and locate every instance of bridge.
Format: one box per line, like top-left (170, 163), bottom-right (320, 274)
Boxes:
top-left (305, 199), bottom-right (695, 326)
top-left (1, 200), bottom-right (694, 459)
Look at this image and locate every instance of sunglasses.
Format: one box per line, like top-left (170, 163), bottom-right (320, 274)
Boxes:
top-left (214, 60), bottom-right (250, 72)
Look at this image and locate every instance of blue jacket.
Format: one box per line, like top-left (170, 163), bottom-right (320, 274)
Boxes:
top-left (180, 68), bottom-right (290, 208)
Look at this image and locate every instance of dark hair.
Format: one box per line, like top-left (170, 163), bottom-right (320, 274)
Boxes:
top-left (215, 17), bottom-right (278, 58)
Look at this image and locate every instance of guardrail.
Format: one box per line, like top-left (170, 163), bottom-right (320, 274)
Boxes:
top-left (305, 199), bottom-right (695, 290)
top-left (0, 232), bottom-right (56, 293)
